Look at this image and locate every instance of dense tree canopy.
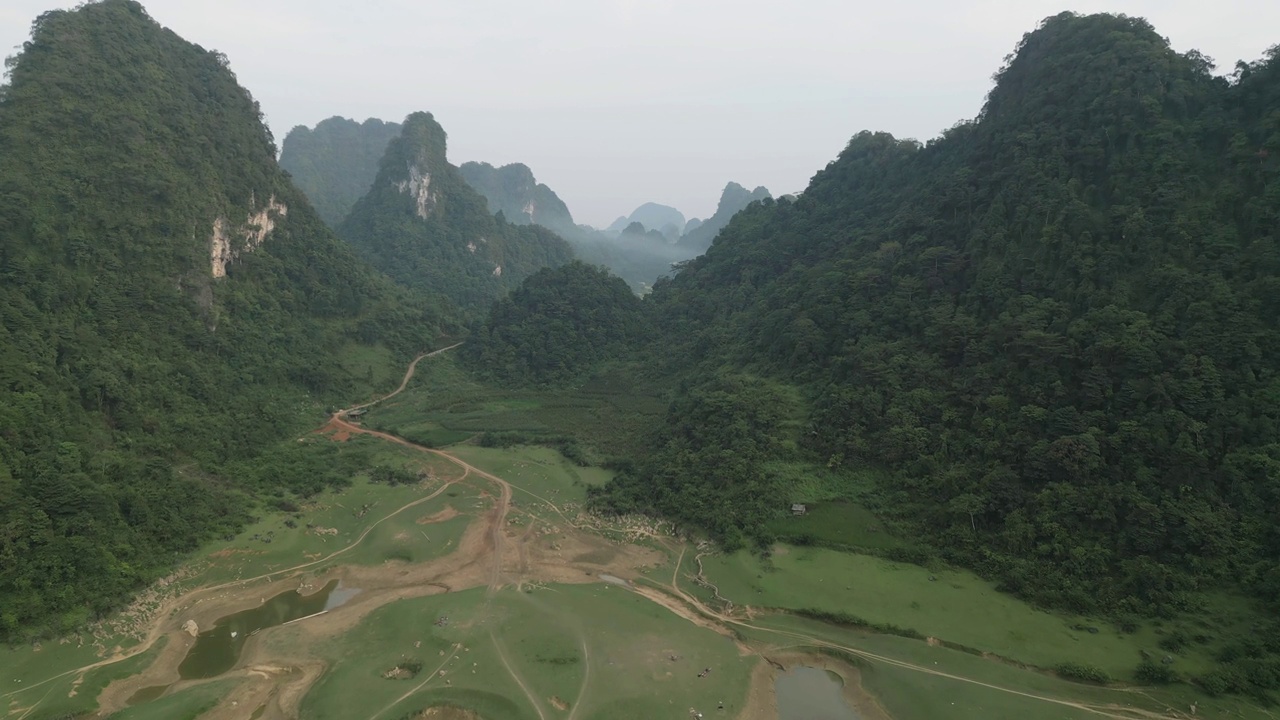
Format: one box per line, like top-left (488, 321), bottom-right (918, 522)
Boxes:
top-left (678, 182), bottom-right (772, 253)
top-left (464, 262), bottom-right (650, 385)
top-left (0, 0), bottom-right (444, 641)
top-left (605, 13), bottom-right (1280, 620)
top-left (589, 373), bottom-right (791, 550)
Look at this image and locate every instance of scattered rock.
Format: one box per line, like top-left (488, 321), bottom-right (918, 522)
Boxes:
top-left (182, 620), bottom-right (198, 637)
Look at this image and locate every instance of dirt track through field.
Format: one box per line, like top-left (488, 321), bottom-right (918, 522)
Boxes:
top-left (5, 346), bottom-right (1203, 720)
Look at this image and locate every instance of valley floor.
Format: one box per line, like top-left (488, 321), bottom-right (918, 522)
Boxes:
top-left (0, 352), bottom-right (1270, 720)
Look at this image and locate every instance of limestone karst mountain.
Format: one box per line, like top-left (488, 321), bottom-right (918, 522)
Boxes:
top-left (338, 113), bottom-right (574, 313)
top-left (279, 116), bottom-right (402, 227)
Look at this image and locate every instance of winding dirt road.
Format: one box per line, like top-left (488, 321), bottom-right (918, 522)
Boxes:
top-left (4, 346), bottom-right (1207, 720)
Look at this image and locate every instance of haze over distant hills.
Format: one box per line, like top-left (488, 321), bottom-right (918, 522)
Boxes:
top-left (457, 161), bottom-right (577, 236)
top-left (337, 113), bottom-right (574, 313)
top-left (279, 117), bottom-right (402, 227)
top-left (604, 202), bottom-right (687, 240)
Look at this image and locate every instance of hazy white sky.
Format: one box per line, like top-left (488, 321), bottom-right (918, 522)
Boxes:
top-left (3, 1), bottom-right (1277, 226)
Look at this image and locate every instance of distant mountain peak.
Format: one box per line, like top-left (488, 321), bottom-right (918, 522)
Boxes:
top-left (458, 160), bottom-right (575, 232)
top-left (679, 182), bottom-right (771, 251)
top-left (338, 114), bottom-right (574, 311)
top-left (279, 116), bottom-right (402, 226)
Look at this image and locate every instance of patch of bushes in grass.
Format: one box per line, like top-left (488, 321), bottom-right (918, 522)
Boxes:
top-left (1055, 662), bottom-right (1111, 684)
top-left (1135, 659), bottom-right (1178, 684)
top-left (794, 608), bottom-right (924, 640)
top-left (369, 464), bottom-right (419, 486)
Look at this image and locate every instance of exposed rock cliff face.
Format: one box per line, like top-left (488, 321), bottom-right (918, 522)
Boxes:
top-left (395, 165), bottom-right (437, 219)
top-left (210, 195), bottom-right (287, 277)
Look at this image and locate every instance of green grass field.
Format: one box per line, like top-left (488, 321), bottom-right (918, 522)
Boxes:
top-left (740, 613), bottom-right (1273, 720)
top-left (700, 544), bottom-right (1259, 682)
top-left (335, 342), bottom-right (403, 402)
top-left (104, 678), bottom-right (239, 720)
top-left (365, 356), bottom-right (668, 458)
top-left (0, 639), bottom-right (164, 720)
top-left (186, 440), bottom-right (475, 587)
top-left (295, 583), bottom-right (753, 720)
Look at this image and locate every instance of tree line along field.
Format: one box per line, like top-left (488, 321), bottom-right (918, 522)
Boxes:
top-left (362, 353), bottom-right (669, 460)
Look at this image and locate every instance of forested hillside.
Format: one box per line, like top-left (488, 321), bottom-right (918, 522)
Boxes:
top-left (598, 11), bottom-right (1280, 645)
top-left (279, 116), bottom-right (402, 227)
top-left (464, 262), bottom-right (649, 385)
top-left (678, 182), bottom-right (771, 252)
top-left (457, 161), bottom-right (577, 235)
top-left (0, 0), bottom-right (445, 641)
top-left (339, 113), bottom-right (575, 313)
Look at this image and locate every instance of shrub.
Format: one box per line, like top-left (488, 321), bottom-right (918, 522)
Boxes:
top-left (1135, 659), bottom-right (1177, 684)
top-left (1055, 662), bottom-right (1110, 684)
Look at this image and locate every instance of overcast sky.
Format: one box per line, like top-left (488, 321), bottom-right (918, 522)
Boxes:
top-left (3, 1), bottom-right (1277, 226)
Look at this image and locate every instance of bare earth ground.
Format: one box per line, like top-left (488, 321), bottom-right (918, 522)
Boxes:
top-left (8, 347), bottom-right (1208, 720)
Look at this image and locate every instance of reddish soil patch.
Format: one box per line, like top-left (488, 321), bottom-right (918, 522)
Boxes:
top-left (315, 417), bottom-right (352, 442)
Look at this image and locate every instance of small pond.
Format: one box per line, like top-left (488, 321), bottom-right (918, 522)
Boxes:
top-left (177, 580), bottom-right (356, 679)
top-left (775, 665), bottom-right (861, 720)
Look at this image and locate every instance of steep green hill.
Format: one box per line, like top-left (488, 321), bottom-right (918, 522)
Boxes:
top-left (0, 0), bottom-right (445, 641)
top-left (678, 182), bottom-right (771, 252)
top-left (600, 11), bottom-right (1280, 635)
top-left (338, 113), bottom-right (575, 313)
top-left (464, 262), bottom-right (650, 385)
top-left (279, 116), bottom-right (402, 227)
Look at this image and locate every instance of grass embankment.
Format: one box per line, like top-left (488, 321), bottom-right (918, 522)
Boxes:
top-left (104, 678), bottom-right (240, 720)
top-left (742, 614), bottom-right (1272, 720)
top-left (296, 583), bottom-right (751, 720)
top-left (702, 544), bottom-right (1262, 685)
